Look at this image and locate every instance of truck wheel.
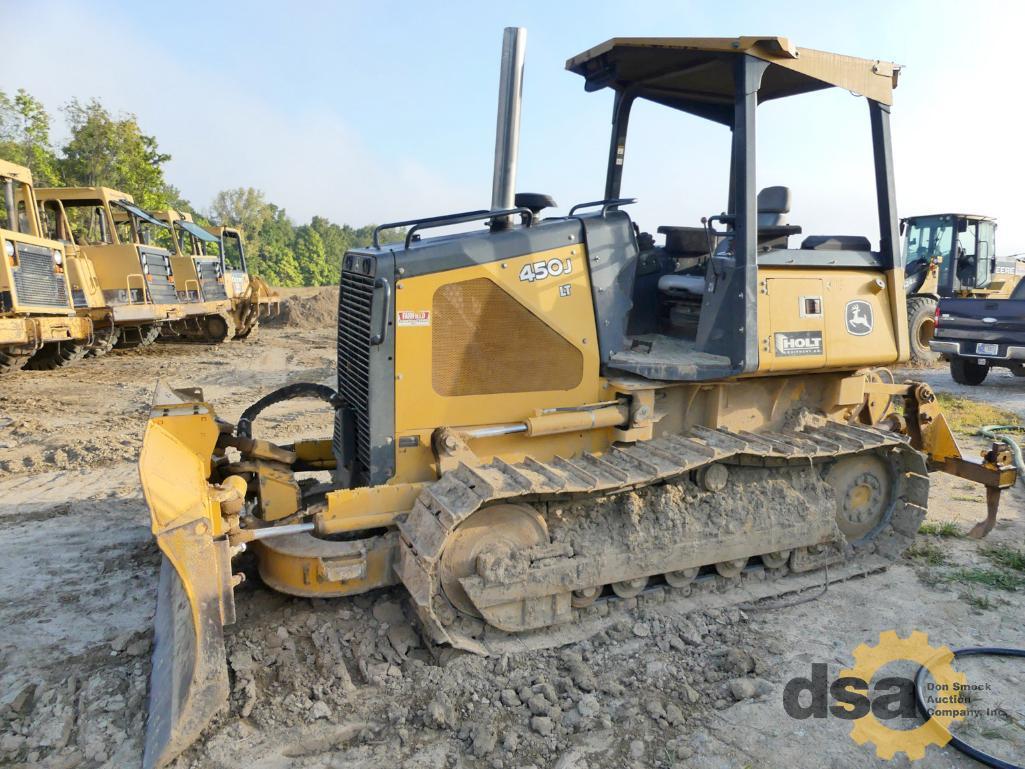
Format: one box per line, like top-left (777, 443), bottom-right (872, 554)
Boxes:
top-left (950, 357), bottom-right (988, 386)
top-left (907, 296), bottom-right (938, 366)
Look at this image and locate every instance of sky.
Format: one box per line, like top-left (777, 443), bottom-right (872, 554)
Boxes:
top-left (4, 0), bottom-right (1025, 253)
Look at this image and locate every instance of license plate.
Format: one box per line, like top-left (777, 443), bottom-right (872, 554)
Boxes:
top-left (976, 343), bottom-right (999, 356)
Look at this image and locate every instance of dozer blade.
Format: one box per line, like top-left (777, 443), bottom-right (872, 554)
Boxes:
top-left (139, 387), bottom-right (234, 769)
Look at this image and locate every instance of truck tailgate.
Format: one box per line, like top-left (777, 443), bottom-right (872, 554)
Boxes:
top-left (935, 297), bottom-right (1025, 355)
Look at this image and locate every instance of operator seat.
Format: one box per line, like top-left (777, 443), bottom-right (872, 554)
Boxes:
top-left (657, 185), bottom-right (801, 299)
top-left (756, 186), bottom-right (801, 249)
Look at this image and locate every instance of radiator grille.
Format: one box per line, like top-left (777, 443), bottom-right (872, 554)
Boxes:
top-left (141, 249), bottom-right (178, 304)
top-left (12, 243), bottom-right (68, 308)
top-left (196, 258), bottom-right (227, 300)
top-left (336, 259), bottom-right (376, 477)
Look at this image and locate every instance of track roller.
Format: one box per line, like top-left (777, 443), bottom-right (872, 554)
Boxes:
top-left (611, 577), bottom-right (648, 598)
top-left (714, 558), bottom-right (748, 578)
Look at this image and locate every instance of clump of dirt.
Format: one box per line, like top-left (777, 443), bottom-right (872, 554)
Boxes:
top-left (547, 467), bottom-right (837, 558)
top-left (265, 287), bottom-right (339, 331)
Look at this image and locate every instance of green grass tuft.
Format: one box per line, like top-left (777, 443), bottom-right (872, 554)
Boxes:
top-left (960, 591), bottom-right (998, 612)
top-left (980, 545), bottom-right (1025, 572)
top-left (934, 392), bottom-right (1022, 435)
top-left (906, 541), bottom-right (949, 566)
top-left (918, 521), bottom-right (964, 538)
top-left (949, 568), bottom-right (1025, 591)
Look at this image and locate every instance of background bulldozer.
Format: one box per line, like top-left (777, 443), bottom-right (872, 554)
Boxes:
top-left (204, 224), bottom-right (280, 338)
top-left (0, 159), bottom-right (93, 372)
top-left (138, 208), bottom-right (237, 343)
top-left (36, 186), bottom-right (184, 353)
top-left (138, 32), bottom-right (1017, 768)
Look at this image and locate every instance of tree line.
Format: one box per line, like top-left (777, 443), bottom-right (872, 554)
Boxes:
top-left (0, 88), bottom-right (399, 286)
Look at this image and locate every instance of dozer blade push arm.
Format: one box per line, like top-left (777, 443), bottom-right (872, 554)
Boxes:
top-left (889, 381), bottom-right (1017, 538)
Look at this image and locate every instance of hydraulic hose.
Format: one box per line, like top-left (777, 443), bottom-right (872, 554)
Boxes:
top-left (236, 383), bottom-right (342, 438)
top-left (914, 647), bottom-right (1025, 769)
top-left (979, 425), bottom-right (1025, 489)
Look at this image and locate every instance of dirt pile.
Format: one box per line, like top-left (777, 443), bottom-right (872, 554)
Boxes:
top-left (265, 288), bottom-right (339, 331)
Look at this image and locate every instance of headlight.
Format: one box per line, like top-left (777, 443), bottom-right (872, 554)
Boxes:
top-left (4, 241), bottom-right (13, 258)
top-left (53, 249), bottom-right (63, 265)
top-left (143, 264), bottom-right (150, 274)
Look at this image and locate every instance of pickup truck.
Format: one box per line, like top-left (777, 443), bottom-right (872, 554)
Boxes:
top-left (929, 280), bottom-right (1025, 384)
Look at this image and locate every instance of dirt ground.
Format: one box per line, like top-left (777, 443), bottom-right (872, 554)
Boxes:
top-left (1, 303), bottom-right (1023, 769)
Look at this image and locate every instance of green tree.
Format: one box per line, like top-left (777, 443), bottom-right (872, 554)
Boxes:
top-left (0, 89), bottom-right (60, 185)
top-left (209, 187), bottom-right (273, 254)
top-left (59, 99), bottom-right (175, 208)
top-left (262, 242), bottom-right (303, 286)
top-left (294, 225), bottom-right (330, 285)
top-left (309, 215), bottom-right (350, 285)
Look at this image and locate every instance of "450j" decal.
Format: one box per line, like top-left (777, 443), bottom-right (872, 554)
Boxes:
top-left (519, 258), bottom-right (573, 283)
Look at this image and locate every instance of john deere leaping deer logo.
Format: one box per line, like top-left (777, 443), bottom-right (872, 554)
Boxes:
top-left (845, 300), bottom-right (874, 336)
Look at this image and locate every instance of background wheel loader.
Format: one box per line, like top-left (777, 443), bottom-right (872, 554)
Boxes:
top-left (0, 159), bottom-right (93, 372)
top-left (137, 32), bottom-right (1018, 768)
top-left (901, 213), bottom-right (1025, 364)
top-left (36, 186), bottom-right (185, 353)
top-left (203, 224), bottom-right (280, 339)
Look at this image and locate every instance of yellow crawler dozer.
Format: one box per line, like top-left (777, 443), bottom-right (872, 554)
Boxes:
top-left (35, 186), bottom-right (185, 353)
top-left (137, 209), bottom-right (237, 343)
top-left (204, 224), bottom-right (280, 338)
top-left (0, 159), bottom-right (93, 372)
top-left (138, 33), bottom-right (1017, 768)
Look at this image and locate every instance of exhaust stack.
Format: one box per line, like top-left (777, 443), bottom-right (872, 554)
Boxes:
top-left (490, 27), bottom-right (527, 227)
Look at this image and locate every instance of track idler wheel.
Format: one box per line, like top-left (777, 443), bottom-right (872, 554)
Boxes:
top-left (203, 313), bottom-right (236, 344)
top-left (438, 504), bottom-right (549, 619)
top-left (825, 454), bottom-right (893, 543)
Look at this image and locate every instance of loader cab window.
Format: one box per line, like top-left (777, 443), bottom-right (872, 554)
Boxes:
top-left (975, 220), bottom-right (995, 288)
top-left (904, 216), bottom-right (954, 274)
top-left (955, 219), bottom-right (980, 288)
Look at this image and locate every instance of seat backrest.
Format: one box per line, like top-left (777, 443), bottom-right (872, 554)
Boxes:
top-left (757, 186), bottom-right (791, 228)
